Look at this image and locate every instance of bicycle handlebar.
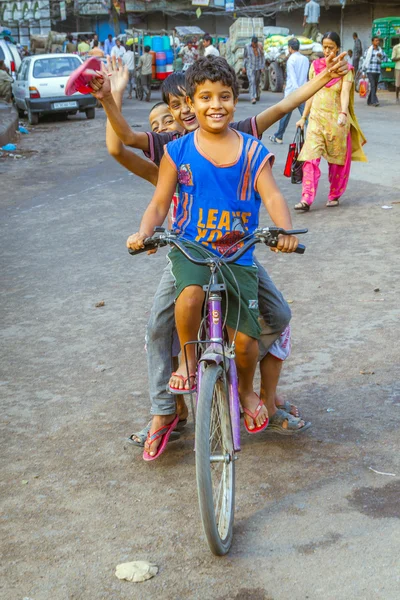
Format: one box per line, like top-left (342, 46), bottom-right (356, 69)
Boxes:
top-left (128, 227), bottom-right (307, 264)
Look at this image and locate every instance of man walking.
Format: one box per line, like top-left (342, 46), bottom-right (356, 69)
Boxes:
top-left (179, 40), bottom-right (198, 71)
top-left (104, 34), bottom-right (115, 57)
top-left (111, 39), bottom-right (126, 60)
top-left (269, 38), bottom-right (309, 144)
top-left (243, 36), bottom-right (265, 104)
top-left (303, 0), bottom-right (320, 42)
top-left (139, 45), bottom-right (153, 102)
top-left (352, 32), bottom-right (362, 74)
top-left (364, 36), bottom-right (387, 107)
top-left (391, 40), bottom-right (400, 103)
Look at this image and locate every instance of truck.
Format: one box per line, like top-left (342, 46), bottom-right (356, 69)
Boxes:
top-left (261, 27), bottom-right (323, 93)
top-left (222, 17), bottom-right (264, 97)
top-left (372, 17), bottom-right (400, 89)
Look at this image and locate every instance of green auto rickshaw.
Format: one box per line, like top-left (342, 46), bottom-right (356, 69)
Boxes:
top-left (372, 17), bottom-right (400, 89)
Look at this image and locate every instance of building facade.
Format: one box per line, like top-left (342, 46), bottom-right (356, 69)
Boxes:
top-left (0, 1), bottom-right (51, 45)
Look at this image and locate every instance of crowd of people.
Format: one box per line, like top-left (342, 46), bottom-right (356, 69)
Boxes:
top-left (84, 31), bottom-right (366, 460)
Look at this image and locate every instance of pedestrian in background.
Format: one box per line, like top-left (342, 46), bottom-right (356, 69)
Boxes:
top-left (139, 45), bottom-right (153, 102)
top-left (294, 31), bottom-right (366, 211)
top-left (90, 34), bottom-right (99, 49)
top-left (62, 35), bottom-right (69, 53)
top-left (243, 36), bottom-right (264, 104)
top-left (364, 36), bottom-right (387, 107)
top-left (203, 34), bottom-right (219, 57)
top-left (303, 0), bottom-right (320, 42)
top-left (391, 40), bottom-right (400, 103)
top-left (77, 36), bottom-right (90, 55)
top-left (347, 49), bottom-right (353, 66)
top-left (111, 39), bottom-right (126, 60)
top-left (0, 60), bottom-right (13, 103)
top-left (179, 40), bottom-right (198, 71)
top-left (89, 40), bottom-right (104, 58)
top-left (352, 32), bottom-right (362, 74)
top-left (269, 38), bottom-right (309, 144)
top-left (104, 34), bottom-right (115, 57)
top-left (64, 35), bottom-right (76, 54)
top-left (123, 42), bottom-right (136, 99)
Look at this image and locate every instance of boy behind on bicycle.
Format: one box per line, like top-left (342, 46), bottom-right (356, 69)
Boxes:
top-left (127, 57), bottom-right (299, 456)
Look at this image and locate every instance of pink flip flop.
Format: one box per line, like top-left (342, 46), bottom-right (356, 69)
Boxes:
top-left (65, 57), bottom-right (102, 96)
top-left (143, 415), bottom-right (180, 462)
top-left (167, 372), bottom-right (196, 395)
top-left (243, 397), bottom-right (269, 434)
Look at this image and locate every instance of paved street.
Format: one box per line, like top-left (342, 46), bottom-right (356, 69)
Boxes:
top-left (1, 89), bottom-right (400, 600)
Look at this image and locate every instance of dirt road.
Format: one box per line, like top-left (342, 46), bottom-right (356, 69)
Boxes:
top-left (1, 92), bottom-right (399, 600)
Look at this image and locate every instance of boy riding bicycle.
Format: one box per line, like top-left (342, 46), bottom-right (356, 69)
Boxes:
top-left (127, 57), bottom-right (299, 456)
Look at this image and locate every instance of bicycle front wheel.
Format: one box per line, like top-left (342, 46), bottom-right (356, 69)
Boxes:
top-left (196, 364), bottom-right (235, 555)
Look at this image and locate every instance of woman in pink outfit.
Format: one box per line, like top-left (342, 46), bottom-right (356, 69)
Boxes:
top-left (295, 31), bottom-right (366, 211)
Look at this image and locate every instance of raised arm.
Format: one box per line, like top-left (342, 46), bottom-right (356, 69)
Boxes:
top-left (256, 52), bottom-right (349, 133)
top-left (126, 155), bottom-right (178, 251)
top-left (90, 62), bottom-right (150, 151)
top-left (105, 58), bottom-right (159, 184)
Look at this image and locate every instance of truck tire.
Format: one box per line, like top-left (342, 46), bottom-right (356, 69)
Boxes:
top-left (269, 62), bottom-right (284, 93)
top-left (261, 69), bottom-right (270, 91)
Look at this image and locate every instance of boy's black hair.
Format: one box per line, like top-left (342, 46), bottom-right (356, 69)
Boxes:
top-left (203, 34), bottom-right (213, 44)
top-left (185, 56), bottom-right (239, 100)
top-left (144, 45), bottom-right (151, 52)
top-left (161, 71), bottom-right (186, 104)
top-left (150, 101), bottom-right (168, 113)
top-left (288, 37), bottom-right (300, 51)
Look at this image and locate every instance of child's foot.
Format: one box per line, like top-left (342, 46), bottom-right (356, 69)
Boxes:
top-left (176, 396), bottom-right (189, 421)
top-left (144, 414), bottom-right (178, 457)
top-left (168, 364), bottom-right (197, 393)
top-left (241, 390), bottom-right (268, 431)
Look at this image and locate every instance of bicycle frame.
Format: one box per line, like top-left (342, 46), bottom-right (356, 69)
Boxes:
top-left (184, 269), bottom-right (242, 453)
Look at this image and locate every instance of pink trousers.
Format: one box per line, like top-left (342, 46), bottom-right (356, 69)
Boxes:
top-left (301, 134), bottom-right (352, 205)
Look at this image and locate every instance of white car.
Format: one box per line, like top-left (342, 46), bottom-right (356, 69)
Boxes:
top-left (13, 53), bottom-right (97, 125)
top-left (0, 39), bottom-right (21, 79)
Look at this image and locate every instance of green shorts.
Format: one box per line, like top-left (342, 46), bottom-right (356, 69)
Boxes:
top-left (169, 245), bottom-right (261, 340)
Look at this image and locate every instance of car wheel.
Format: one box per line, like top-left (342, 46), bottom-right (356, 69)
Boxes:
top-left (85, 107), bottom-right (95, 120)
top-left (27, 108), bottom-right (39, 125)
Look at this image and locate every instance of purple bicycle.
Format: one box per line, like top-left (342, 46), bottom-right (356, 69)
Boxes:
top-left (130, 226), bottom-right (307, 555)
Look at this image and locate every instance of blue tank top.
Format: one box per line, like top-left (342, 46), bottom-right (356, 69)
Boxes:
top-left (165, 130), bottom-right (273, 266)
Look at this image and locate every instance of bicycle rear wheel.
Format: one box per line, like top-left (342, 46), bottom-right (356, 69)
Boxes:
top-left (196, 364), bottom-right (235, 555)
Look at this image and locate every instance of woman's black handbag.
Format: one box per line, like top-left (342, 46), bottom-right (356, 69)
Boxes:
top-left (290, 127), bottom-right (305, 185)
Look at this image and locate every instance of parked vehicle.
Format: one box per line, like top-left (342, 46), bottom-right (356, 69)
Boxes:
top-left (0, 39), bottom-right (21, 79)
top-left (372, 17), bottom-right (400, 89)
top-left (12, 53), bottom-right (97, 124)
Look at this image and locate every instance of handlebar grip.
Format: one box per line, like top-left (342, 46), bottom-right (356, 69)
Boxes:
top-left (127, 239), bottom-right (159, 255)
top-left (294, 244), bottom-right (306, 254)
